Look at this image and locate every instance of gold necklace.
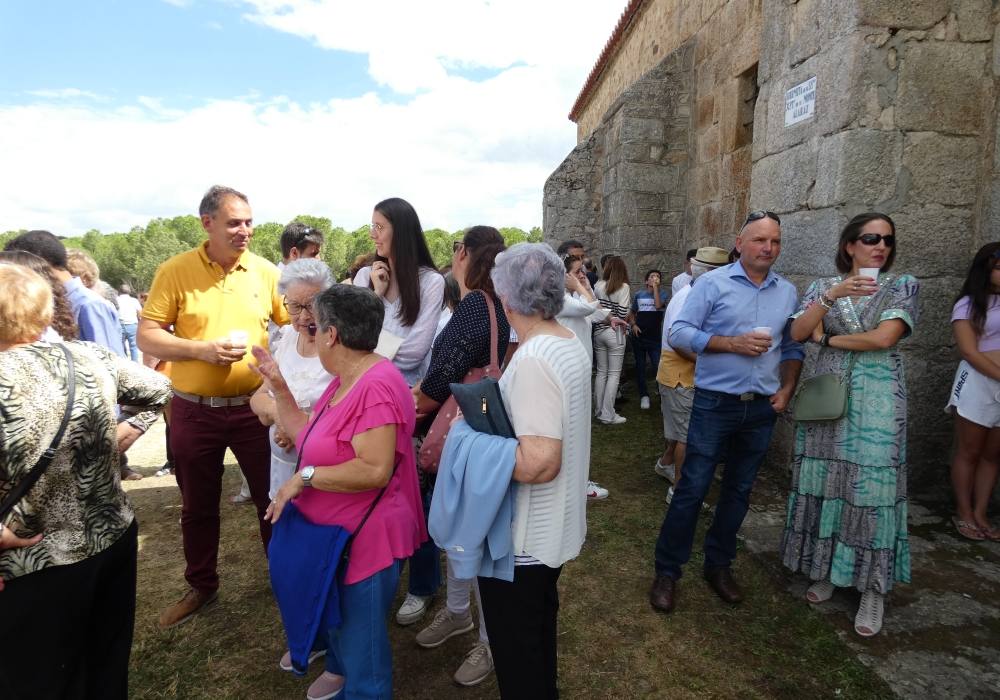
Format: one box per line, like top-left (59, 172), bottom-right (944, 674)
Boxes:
top-left (329, 353), bottom-right (376, 406)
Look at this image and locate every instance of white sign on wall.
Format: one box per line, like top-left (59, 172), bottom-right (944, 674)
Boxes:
top-left (784, 77), bottom-right (817, 126)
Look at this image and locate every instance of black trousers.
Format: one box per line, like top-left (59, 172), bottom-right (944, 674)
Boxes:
top-left (478, 564), bottom-right (562, 700)
top-left (0, 519), bottom-right (138, 700)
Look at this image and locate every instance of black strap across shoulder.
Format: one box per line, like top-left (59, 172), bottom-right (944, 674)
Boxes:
top-left (0, 343), bottom-right (76, 521)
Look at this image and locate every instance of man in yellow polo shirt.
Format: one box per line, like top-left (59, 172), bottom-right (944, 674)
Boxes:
top-left (138, 185), bottom-right (288, 628)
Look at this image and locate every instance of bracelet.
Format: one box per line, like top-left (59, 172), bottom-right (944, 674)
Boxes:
top-left (0, 521), bottom-right (5, 538)
top-left (821, 333), bottom-right (835, 347)
top-left (818, 293), bottom-right (835, 310)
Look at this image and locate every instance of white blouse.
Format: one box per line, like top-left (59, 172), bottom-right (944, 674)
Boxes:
top-left (353, 266), bottom-right (444, 385)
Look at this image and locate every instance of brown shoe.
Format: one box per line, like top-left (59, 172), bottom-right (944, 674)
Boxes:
top-left (158, 588), bottom-right (218, 629)
top-left (649, 575), bottom-right (677, 613)
top-left (704, 568), bottom-right (744, 604)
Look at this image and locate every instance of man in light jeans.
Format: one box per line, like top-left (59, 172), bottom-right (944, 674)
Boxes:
top-left (117, 284), bottom-right (143, 362)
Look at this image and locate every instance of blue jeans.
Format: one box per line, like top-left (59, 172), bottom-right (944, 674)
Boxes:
top-left (324, 559), bottom-right (403, 699)
top-left (632, 334), bottom-right (661, 398)
top-left (653, 388), bottom-right (777, 580)
top-left (406, 484), bottom-right (441, 597)
top-left (121, 323), bottom-right (139, 362)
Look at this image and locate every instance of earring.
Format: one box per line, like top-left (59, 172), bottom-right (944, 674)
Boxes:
top-left (326, 341), bottom-right (333, 347)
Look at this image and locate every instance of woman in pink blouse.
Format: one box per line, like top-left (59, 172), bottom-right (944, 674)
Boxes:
top-left (253, 284), bottom-right (425, 700)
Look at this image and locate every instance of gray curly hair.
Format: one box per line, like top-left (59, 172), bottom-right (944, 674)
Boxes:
top-left (278, 258), bottom-right (335, 295)
top-left (491, 243), bottom-right (565, 320)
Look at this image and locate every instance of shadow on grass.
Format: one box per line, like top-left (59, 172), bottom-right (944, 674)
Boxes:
top-left (124, 394), bottom-right (891, 699)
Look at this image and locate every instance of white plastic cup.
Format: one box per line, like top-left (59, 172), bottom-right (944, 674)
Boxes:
top-left (229, 329), bottom-right (249, 349)
top-left (753, 326), bottom-right (773, 350)
top-left (859, 267), bottom-right (879, 281)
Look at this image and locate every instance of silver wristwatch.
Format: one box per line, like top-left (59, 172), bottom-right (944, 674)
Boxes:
top-left (300, 465), bottom-right (316, 487)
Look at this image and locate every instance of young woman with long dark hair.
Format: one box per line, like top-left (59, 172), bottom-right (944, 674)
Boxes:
top-left (353, 197), bottom-right (444, 386)
top-left (946, 242), bottom-right (1000, 541)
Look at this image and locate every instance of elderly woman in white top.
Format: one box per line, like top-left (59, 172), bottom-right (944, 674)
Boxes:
top-left (250, 259), bottom-right (335, 498)
top-left (478, 243), bottom-right (591, 700)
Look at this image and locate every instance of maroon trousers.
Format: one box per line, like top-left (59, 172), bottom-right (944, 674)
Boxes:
top-left (170, 396), bottom-right (271, 593)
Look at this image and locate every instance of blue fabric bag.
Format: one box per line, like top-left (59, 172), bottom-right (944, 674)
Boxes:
top-left (268, 502), bottom-right (351, 676)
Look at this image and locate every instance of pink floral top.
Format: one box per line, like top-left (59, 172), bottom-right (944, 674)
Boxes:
top-left (293, 359), bottom-right (426, 584)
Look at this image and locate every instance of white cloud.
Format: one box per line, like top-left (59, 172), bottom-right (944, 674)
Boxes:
top-left (26, 88), bottom-right (102, 100)
top-left (0, 1), bottom-right (627, 235)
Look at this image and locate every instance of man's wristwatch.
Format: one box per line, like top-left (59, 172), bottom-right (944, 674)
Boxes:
top-left (300, 465), bottom-right (316, 487)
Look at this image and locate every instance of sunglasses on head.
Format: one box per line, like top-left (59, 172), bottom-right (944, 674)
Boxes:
top-left (743, 210), bottom-right (781, 226)
top-left (856, 233), bottom-right (895, 247)
top-left (452, 240), bottom-right (464, 253)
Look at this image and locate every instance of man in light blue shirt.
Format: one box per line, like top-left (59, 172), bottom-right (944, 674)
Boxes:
top-left (650, 211), bottom-right (803, 614)
top-left (4, 230), bottom-right (125, 357)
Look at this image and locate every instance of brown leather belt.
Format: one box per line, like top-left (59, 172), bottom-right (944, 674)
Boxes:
top-left (173, 389), bottom-right (253, 408)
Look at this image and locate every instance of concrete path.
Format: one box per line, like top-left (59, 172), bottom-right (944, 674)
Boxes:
top-left (741, 490), bottom-right (1000, 699)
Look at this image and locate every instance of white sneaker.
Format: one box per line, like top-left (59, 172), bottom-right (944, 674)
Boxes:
top-left (654, 460), bottom-right (675, 482)
top-left (454, 643), bottom-right (494, 686)
top-left (640, 396), bottom-right (650, 409)
top-left (587, 481), bottom-right (609, 500)
top-left (598, 414), bottom-right (627, 425)
top-left (395, 593), bottom-right (432, 626)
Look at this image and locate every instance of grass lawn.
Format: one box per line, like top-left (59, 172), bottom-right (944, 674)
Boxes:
top-left (125, 390), bottom-right (892, 699)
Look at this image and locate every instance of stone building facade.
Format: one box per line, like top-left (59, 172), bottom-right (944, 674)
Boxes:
top-left (544, 0), bottom-right (1000, 483)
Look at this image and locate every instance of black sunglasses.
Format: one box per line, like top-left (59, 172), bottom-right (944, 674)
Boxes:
top-left (744, 210), bottom-right (781, 226)
top-left (856, 233), bottom-right (895, 247)
top-left (452, 240), bottom-right (464, 253)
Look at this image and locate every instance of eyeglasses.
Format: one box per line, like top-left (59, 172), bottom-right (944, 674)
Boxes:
top-left (371, 222), bottom-right (385, 234)
top-left (744, 210), bottom-right (781, 226)
top-left (856, 234), bottom-right (895, 247)
top-left (453, 240), bottom-right (464, 253)
top-left (283, 297), bottom-right (316, 316)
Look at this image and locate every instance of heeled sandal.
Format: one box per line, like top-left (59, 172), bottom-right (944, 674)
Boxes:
top-left (805, 580), bottom-right (835, 603)
top-left (854, 590), bottom-right (884, 637)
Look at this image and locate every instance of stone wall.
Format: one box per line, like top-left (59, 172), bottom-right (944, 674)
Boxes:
top-left (575, 0), bottom-right (764, 142)
top-left (547, 0), bottom-right (1000, 483)
top-left (750, 0), bottom-right (998, 484)
top-left (543, 132), bottom-right (604, 255)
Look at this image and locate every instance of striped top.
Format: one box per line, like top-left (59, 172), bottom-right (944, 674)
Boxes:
top-left (594, 281), bottom-right (631, 330)
top-left (500, 332), bottom-right (592, 568)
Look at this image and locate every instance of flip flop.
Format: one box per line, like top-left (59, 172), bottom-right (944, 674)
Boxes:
top-left (978, 523), bottom-right (1000, 542)
top-left (952, 516), bottom-right (986, 541)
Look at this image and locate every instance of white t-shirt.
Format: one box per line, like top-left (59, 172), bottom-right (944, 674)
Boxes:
top-left (117, 294), bottom-right (143, 325)
top-left (671, 272), bottom-right (691, 295)
top-left (661, 282), bottom-right (693, 352)
top-left (500, 333), bottom-right (591, 568)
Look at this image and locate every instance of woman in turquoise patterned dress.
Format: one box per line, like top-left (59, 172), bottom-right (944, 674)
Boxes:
top-left (780, 212), bottom-right (919, 638)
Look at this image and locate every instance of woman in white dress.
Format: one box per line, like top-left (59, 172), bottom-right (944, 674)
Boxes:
top-left (249, 259), bottom-right (335, 497)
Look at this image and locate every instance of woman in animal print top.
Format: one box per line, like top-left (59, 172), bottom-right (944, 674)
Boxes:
top-left (0, 263), bottom-right (171, 699)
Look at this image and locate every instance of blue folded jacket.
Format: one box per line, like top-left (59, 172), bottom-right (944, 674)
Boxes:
top-left (269, 501), bottom-right (351, 675)
top-left (429, 419), bottom-right (518, 582)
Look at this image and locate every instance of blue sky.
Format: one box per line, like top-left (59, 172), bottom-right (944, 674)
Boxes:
top-left (0, 1), bottom-right (377, 106)
top-left (0, 0), bottom-right (625, 234)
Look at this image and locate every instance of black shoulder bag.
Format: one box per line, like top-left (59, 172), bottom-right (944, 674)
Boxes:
top-left (0, 344), bottom-right (76, 521)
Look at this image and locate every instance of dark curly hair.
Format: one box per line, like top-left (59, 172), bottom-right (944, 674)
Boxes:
top-left (0, 250), bottom-right (79, 340)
